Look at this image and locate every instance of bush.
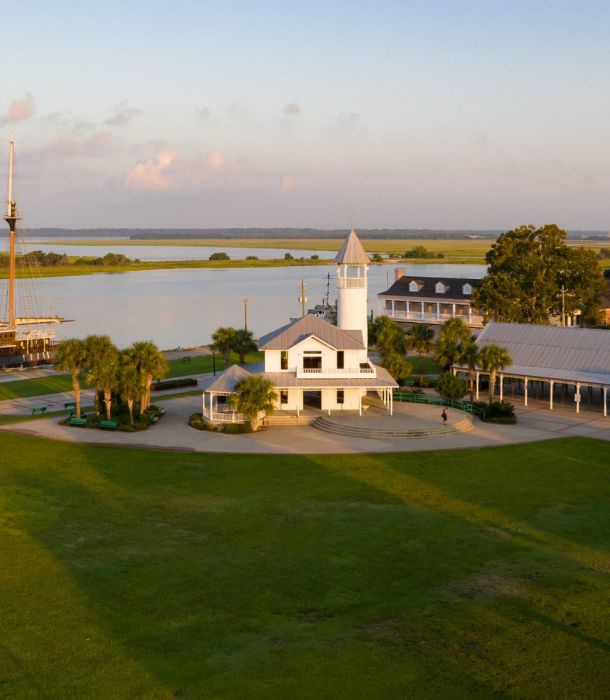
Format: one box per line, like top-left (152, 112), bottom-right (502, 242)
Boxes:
top-left (152, 377), bottom-right (197, 391)
top-left (246, 255), bottom-right (259, 260)
top-left (284, 252), bottom-right (294, 260)
top-left (209, 252), bottom-right (230, 261)
top-left (475, 401), bottom-right (517, 423)
top-left (436, 373), bottom-right (468, 400)
top-left (310, 255), bottom-right (319, 260)
top-left (189, 413), bottom-right (206, 430)
top-left (188, 413), bottom-right (253, 434)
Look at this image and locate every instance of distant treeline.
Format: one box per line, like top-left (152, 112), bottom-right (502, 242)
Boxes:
top-left (0, 250), bottom-right (135, 267)
top-left (25, 228), bottom-right (610, 240)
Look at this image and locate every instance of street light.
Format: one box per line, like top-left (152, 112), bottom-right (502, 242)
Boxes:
top-left (212, 351), bottom-right (216, 375)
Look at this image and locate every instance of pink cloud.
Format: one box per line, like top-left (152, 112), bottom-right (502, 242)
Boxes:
top-left (125, 149), bottom-right (177, 191)
top-left (0, 93), bottom-right (35, 126)
top-left (105, 101), bottom-right (143, 126)
top-left (42, 131), bottom-right (114, 158)
top-left (282, 102), bottom-right (301, 116)
top-left (281, 175), bottom-right (300, 192)
top-left (124, 149), bottom-right (227, 192)
top-left (207, 151), bottom-right (224, 169)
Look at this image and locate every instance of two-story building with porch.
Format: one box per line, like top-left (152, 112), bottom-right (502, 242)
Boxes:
top-left (378, 270), bottom-right (484, 331)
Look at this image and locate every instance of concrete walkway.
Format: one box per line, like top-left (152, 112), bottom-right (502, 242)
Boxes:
top-left (2, 393), bottom-right (608, 454)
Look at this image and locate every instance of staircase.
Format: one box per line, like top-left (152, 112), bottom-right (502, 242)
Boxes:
top-left (312, 414), bottom-right (473, 439)
top-left (265, 413), bottom-right (318, 426)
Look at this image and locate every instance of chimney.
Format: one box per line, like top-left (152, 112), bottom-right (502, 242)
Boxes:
top-left (394, 267), bottom-right (406, 282)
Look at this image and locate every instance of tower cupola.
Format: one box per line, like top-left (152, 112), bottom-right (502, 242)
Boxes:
top-left (335, 229), bottom-right (370, 347)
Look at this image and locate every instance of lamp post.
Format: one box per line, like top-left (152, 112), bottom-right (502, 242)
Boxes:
top-left (212, 351), bottom-right (216, 376)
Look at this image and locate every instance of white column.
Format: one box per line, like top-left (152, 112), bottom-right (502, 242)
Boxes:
top-left (603, 386), bottom-right (607, 417)
top-left (549, 380), bottom-right (554, 410)
top-left (451, 303), bottom-right (456, 318)
top-left (407, 300), bottom-right (411, 318)
top-left (576, 382), bottom-right (581, 414)
top-left (359, 392), bottom-right (362, 416)
top-left (524, 378), bottom-right (528, 407)
top-left (475, 371), bottom-right (480, 400)
top-left (202, 392), bottom-right (205, 417)
top-left (390, 389), bottom-right (393, 416)
top-left (499, 374), bottom-right (504, 401)
top-left (436, 302), bottom-right (440, 320)
top-left (468, 304), bottom-right (472, 322)
top-left (391, 299), bottom-right (395, 317)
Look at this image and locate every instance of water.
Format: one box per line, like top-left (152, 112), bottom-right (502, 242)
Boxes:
top-left (22, 262), bottom-right (486, 348)
top-left (27, 239), bottom-right (335, 261)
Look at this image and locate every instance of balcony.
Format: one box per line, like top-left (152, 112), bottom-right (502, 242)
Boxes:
top-left (294, 362), bottom-right (376, 379)
top-left (337, 277), bottom-right (366, 289)
top-left (388, 310), bottom-right (484, 326)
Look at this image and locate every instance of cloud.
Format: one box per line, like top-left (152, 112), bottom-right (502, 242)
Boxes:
top-left (282, 102), bottom-right (301, 116)
top-left (337, 112), bottom-right (360, 127)
top-left (42, 131), bottom-right (114, 158)
top-left (195, 107), bottom-right (211, 121)
top-left (125, 149), bottom-right (177, 191)
top-left (0, 93), bottom-right (35, 126)
top-left (105, 101), bottom-right (143, 126)
top-left (281, 175), bottom-right (300, 192)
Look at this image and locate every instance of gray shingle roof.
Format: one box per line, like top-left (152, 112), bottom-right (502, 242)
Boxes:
top-left (379, 276), bottom-right (480, 300)
top-left (334, 229), bottom-right (370, 265)
top-left (472, 321), bottom-right (610, 385)
top-left (258, 314), bottom-right (365, 350)
top-left (206, 363), bottom-right (252, 393)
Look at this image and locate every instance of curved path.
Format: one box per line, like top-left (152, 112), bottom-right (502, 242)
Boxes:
top-left (2, 393), bottom-right (608, 454)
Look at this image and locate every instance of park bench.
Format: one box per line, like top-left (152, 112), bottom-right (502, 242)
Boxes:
top-left (99, 420), bottom-right (118, 430)
top-left (68, 416), bottom-right (87, 427)
top-left (149, 414), bottom-right (159, 424)
top-left (158, 406), bottom-right (166, 416)
top-left (31, 406), bottom-right (47, 416)
top-left (64, 401), bottom-right (76, 412)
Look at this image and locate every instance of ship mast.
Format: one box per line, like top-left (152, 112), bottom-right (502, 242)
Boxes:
top-left (5, 135), bottom-right (20, 328)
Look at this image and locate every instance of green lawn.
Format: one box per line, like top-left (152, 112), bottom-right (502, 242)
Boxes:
top-left (0, 435), bottom-right (608, 698)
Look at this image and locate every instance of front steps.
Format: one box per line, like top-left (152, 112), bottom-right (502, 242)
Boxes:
top-left (311, 414), bottom-right (473, 439)
top-left (265, 413), bottom-right (318, 426)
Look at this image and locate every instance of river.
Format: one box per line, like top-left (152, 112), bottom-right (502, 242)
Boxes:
top-left (18, 261), bottom-right (486, 348)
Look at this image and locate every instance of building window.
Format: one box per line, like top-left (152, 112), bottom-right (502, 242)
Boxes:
top-left (435, 281), bottom-right (447, 294)
top-left (280, 351), bottom-right (288, 370)
top-left (385, 299), bottom-right (392, 309)
top-left (463, 283), bottom-right (472, 295)
top-left (280, 390), bottom-right (288, 404)
top-left (337, 351), bottom-right (344, 369)
top-left (409, 280), bottom-right (419, 292)
top-left (337, 389), bottom-right (344, 404)
top-left (303, 351), bottom-right (322, 369)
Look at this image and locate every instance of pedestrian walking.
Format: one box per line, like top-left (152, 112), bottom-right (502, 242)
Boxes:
top-left (441, 408), bottom-right (448, 425)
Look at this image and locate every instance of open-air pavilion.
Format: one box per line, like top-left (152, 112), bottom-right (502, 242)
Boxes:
top-left (454, 322), bottom-right (610, 416)
top-left (202, 363), bottom-right (252, 423)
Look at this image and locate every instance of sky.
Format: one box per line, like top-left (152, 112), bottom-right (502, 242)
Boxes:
top-left (2, 0), bottom-right (610, 230)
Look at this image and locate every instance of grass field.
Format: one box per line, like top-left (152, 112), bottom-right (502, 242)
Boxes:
top-left (0, 435), bottom-right (608, 697)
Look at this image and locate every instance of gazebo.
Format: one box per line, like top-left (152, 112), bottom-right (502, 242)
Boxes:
top-left (202, 364), bottom-right (252, 423)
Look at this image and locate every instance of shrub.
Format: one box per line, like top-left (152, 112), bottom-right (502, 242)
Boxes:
top-left (152, 377), bottom-right (197, 391)
top-left (436, 373), bottom-right (468, 400)
top-left (189, 413), bottom-right (206, 430)
top-left (246, 255), bottom-right (259, 260)
top-left (284, 252), bottom-right (294, 260)
top-left (476, 401), bottom-right (517, 424)
top-left (209, 252), bottom-right (230, 261)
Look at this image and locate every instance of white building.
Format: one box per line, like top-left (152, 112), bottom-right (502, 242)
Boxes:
top-left (202, 230), bottom-right (398, 422)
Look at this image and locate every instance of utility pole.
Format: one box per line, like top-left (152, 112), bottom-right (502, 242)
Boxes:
top-left (298, 279), bottom-right (308, 317)
top-left (243, 297), bottom-right (249, 331)
top-left (560, 285), bottom-right (567, 327)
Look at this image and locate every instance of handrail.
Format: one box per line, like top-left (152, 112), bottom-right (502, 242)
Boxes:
top-left (393, 390), bottom-right (486, 419)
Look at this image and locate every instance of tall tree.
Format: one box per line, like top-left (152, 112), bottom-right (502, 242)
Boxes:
top-left (211, 327), bottom-right (237, 367)
top-left (129, 341), bottom-right (169, 414)
top-left (406, 324), bottom-right (434, 383)
top-left (477, 343), bottom-right (512, 405)
top-left (473, 224), bottom-right (605, 324)
top-left (118, 350), bottom-right (141, 425)
top-left (55, 338), bottom-right (86, 418)
top-left (382, 352), bottom-right (412, 383)
top-left (87, 355), bottom-right (119, 420)
top-left (83, 335), bottom-right (118, 415)
top-left (435, 317), bottom-right (471, 371)
top-left (459, 339), bottom-right (480, 402)
top-left (231, 376), bottom-right (277, 431)
top-left (373, 315), bottom-right (406, 357)
top-left (231, 329), bottom-right (257, 364)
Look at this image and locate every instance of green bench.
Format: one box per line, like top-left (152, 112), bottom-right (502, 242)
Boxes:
top-left (69, 417), bottom-right (87, 427)
top-left (99, 420), bottom-right (118, 430)
top-left (31, 406), bottom-right (47, 416)
top-left (149, 415), bottom-right (159, 424)
top-left (158, 406), bottom-right (166, 416)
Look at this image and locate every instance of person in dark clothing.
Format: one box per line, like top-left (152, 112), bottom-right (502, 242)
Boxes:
top-left (441, 408), bottom-right (448, 425)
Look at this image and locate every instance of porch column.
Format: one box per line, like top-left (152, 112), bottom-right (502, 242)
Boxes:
top-left (436, 302), bottom-right (440, 320)
top-left (391, 299), bottom-right (395, 317)
top-left (407, 300), bottom-right (411, 318)
top-left (468, 304), bottom-right (472, 323)
top-left (575, 382), bottom-right (581, 414)
top-left (451, 303), bottom-right (456, 318)
top-left (202, 391), bottom-right (205, 417)
top-left (524, 378), bottom-right (528, 407)
top-left (499, 374), bottom-right (504, 401)
top-left (390, 389), bottom-right (393, 416)
top-left (475, 371), bottom-right (480, 400)
top-left (603, 386), bottom-right (607, 417)
top-left (549, 380), bottom-right (554, 410)
top-left (359, 392), bottom-right (362, 416)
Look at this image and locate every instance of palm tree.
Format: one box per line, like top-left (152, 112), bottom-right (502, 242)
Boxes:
top-left (83, 335), bottom-right (118, 414)
top-left (231, 376), bottom-right (277, 431)
top-left (435, 318), bottom-right (471, 371)
top-left (211, 326), bottom-right (237, 367)
top-left (55, 338), bottom-right (86, 418)
top-left (129, 341), bottom-right (169, 414)
top-left (118, 350), bottom-right (141, 425)
top-left (374, 315), bottom-right (406, 358)
top-left (477, 343), bottom-right (512, 405)
top-left (406, 324), bottom-right (434, 383)
top-left (231, 329), bottom-right (257, 364)
top-left (87, 355), bottom-right (119, 420)
top-left (459, 339), bottom-right (480, 402)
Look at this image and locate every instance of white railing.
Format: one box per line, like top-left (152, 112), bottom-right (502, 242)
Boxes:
top-left (203, 408), bottom-right (247, 423)
top-left (337, 277), bottom-right (365, 289)
top-left (15, 328), bottom-right (56, 341)
top-left (296, 364), bottom-right (376, 379)
top-left (388, 311), bottom-right (484, 325)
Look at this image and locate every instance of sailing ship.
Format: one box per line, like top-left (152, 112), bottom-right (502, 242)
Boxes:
top-left (0, 137), bottom-right (68, 367)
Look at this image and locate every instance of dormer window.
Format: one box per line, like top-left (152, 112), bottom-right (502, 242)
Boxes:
top-left (435, 281), bottom-right (447, 294)
top-left (409, 280), bottom-right (419, 292)
top-left (463, 283), bottom-right (472, 295)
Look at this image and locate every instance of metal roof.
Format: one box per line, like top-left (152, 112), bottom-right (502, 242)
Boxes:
top-left (205, 363), bottom-right (252, 393)
top-left (334, 229), bottom-right (370, 265)
top-left (379, 276), bottom-right (480, 300)
top-left (261, 364), bottom-right (398, 389)
top-left (258, 314), bottom-right (365, 350)
top-left (473, 322), bottom-right (610, 386)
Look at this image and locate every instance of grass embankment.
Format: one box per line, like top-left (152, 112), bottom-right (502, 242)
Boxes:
top-left (0, 435), bottom-right (608, 697)
top-left (0, 352), bottom-right (263, 402)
